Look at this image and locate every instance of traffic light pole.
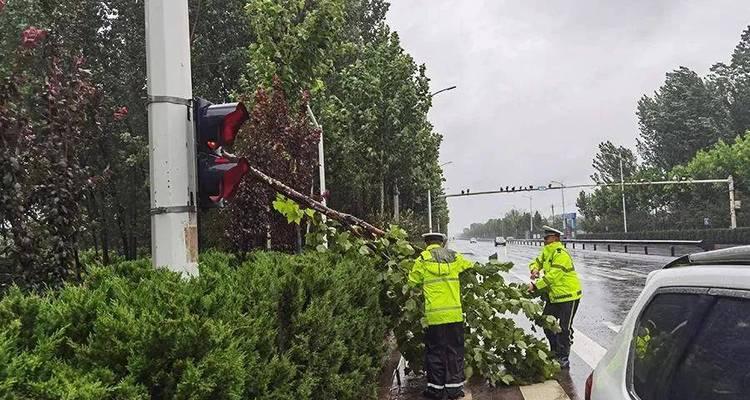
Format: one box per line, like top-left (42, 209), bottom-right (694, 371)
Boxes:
top-left (145, 0), bottom-right (198, 274)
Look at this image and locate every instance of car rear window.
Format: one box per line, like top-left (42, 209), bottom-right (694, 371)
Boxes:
top-left (629, 292), bottom-right (714, 400)
top-left (668, 296), bottom-right (750, 400)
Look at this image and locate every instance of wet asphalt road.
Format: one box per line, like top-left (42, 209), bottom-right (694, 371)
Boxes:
top-left (449, 239), bottom-right (676, 398)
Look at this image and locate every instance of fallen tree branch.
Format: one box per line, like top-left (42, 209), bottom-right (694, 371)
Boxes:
top-left (247, 164), bottom-right (386, 238)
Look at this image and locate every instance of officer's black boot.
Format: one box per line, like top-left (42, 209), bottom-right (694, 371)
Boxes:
top-left (422, 386), bottom-right (444, 399)
top-left (446, 387), bottom-right (465, 399)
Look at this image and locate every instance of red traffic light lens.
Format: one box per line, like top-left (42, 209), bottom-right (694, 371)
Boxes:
top-left (220, 158), bottom-right (249, 201)
top-left (221, 102), bottom-right (249, 147)
top-left (200, 156), bottom-right (250, 206)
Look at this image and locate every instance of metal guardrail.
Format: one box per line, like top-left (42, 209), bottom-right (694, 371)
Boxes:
top-left (508, 238), bottom-right (708, 257)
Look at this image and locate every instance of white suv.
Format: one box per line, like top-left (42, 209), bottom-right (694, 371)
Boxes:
top-left (587, 246), bottom-right (750, 400)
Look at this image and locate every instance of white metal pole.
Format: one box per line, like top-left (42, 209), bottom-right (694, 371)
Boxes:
top-left (523, 195), bottom-right (533, 235)
top-left (306, 104), bottom-right (328, 247)
top-left (561, 187), bottom-right (566, 231)
top-left (729, 175), bottom-right (737, 229)
top-left (427, 189), bottom-right (433, 232)
top-left (551, 204), bottom-right (555, 226)
top-left (145, 0), bottom-right (198, 274)
top-left (620, 157), bottom-right (628, 232)
top-left (530, 196), bottom-right (534, 233)
top-left (393, 183), bottom-right (400, 222)
top-left (620, 158), bottom-right (628, 233)
top-left (306, 105), bottom-right (326, 207)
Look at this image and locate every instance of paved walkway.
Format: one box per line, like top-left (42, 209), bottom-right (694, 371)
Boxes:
top-left (380, 371), bottom-right (579, 400)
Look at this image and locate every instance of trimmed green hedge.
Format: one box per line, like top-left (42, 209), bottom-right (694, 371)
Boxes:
top-left (577, 227), bottom-right (750, 244)
top-left (0, 251), bottom-right (387, 399)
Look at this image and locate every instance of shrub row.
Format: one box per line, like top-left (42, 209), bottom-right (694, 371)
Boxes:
top-left (0, 251), bottom-right (387, 399)
top-left (577, 227), bottom-right (750, 244)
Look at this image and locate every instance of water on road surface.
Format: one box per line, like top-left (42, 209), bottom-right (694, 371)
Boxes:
top-left (449, 239), bottom-right (674, 398)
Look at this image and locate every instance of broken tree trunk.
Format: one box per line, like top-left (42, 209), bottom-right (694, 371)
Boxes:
top-left (247, 165), bottom-right (386, 238)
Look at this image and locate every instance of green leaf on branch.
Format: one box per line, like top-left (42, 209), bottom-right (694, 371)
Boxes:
top-left (272, 195), bottom-right (305, 224)
top-left (405, 299), bottom-right (416, 312)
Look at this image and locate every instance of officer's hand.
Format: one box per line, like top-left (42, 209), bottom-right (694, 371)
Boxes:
top-left (527, 282), bottom-right (536, 292)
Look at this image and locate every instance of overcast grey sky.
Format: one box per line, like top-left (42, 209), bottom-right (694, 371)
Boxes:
top-left (386, 0), bottom-right (750, 235)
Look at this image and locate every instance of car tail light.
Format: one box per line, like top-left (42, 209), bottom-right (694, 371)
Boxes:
top-left (585, 371), bottom-right (593, 400)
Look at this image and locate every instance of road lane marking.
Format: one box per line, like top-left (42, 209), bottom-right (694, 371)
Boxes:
top-left (571, 329), bottom-right (608, 369)
top-left (587, 265), bottom-right (647, 279)
top-left (519, 380), bottom-right (570, 400)
top-left (584, 269), bottom-right (631, 281)
top-left (603, 321), bottom-right (622, 333)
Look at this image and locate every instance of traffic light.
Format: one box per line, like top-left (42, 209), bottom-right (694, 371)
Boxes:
top-left (197, 155), bottom-right (249, 206)
top-left (194, 97), bottom-right (250, 208)
top-left (194, 98), bottom-right (249, 151)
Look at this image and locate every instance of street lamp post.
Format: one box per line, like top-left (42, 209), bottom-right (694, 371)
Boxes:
top-left (522, 194), bottom-right (533, 237)
top-left (306, 105), bottom-right (326, 207)
top-left (428, 161), bottom-right (454, 232)
top-left (416, 85), bottom-right (455, 231)
top-left (550, 180), bottom-right (566, 231)
top-left (306, 104), bottom-right (330, 248)
top-left (427, 189), bottom-right (433, 232)
top-left (430, 85), bottom-right (457, 97)
top-left (619, 157), bottom-right (628, 233)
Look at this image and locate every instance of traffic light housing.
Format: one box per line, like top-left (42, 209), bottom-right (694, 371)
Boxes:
top-left (194, 98), bottom-right (249, 151)
top-left (197, 155), bottom-right (249, 206)
top-left (194, 97), bottom-right (250, 208)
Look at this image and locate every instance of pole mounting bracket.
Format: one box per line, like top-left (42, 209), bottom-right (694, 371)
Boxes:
top-left (148, 95), bottom-right (192, 106)
top-left (150, 205), bottom-right (197, 215)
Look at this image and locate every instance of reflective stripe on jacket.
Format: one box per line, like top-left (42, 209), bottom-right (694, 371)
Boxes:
top-left (408, 244), bottom-right (475, 325)
top-left (532, 241), bottom-right (582, 303)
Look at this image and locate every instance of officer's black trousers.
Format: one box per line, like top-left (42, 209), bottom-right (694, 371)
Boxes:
top-left (542, 299), bottom-right (580, 358)
top-left (425, 322), bottom-right (465, 396)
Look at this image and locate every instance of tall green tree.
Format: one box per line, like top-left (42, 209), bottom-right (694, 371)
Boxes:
top-left (1, 22), bottom-right (101, 288)
top-left (709, 26), bottom-right (750, 138)
top-left (637, 66), bottom-right (730, 170)
top-left (590, 141), bottom-right (638, 183)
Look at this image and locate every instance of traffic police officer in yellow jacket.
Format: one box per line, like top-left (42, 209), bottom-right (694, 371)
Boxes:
top-left (528, 225), bottom-right (582, 369)
top-left (409, 232), bottom-right (475, 399)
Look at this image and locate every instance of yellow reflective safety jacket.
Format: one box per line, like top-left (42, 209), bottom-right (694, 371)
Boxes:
top-left (408, 244), bottom-right (475, 325)
top-left (529, 241), bottom-right (582, 303)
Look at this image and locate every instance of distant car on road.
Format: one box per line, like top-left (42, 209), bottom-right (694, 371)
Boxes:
top-left (469, 237), bottom-right (477, 244)
top-left (494, 236), bottom-right (506, 246)
top-left (586, 246), bottom-right (750, 400)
